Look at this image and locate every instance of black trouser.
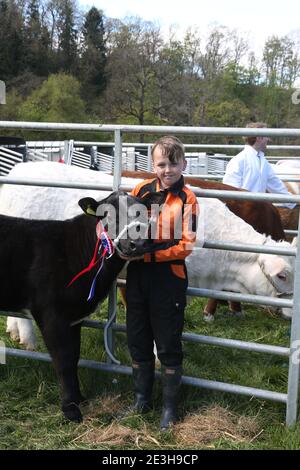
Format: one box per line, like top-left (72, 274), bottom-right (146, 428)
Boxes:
top-left (126, 261), bottom-right (188, 367)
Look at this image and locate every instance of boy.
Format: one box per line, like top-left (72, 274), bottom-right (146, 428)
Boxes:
top-left (126, 135), bottom-right (199, 431)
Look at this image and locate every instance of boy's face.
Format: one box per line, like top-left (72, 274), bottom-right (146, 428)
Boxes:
top-left (152, 146), bottom-right (186, 189)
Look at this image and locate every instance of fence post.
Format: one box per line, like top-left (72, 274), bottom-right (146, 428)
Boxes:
top-left (147, 144), bottom-right (152, 171)
top-left (64, 140), bottom-right (74, 165)
top-left (105, 129), bottom-right (123, 364)
top-left (114, 130), bottom-right (123, 189)
top-left (90, 145), bottom-right (98, 169)
top-left (286, 211), bottom-right (300, 427)
top-left (0, 80), bottom-right (5, 104)
top-left (204, 153), bottom-right (209, 174)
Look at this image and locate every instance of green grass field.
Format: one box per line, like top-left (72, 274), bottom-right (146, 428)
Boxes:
top-left (1, 297), bottom-right (300, 450)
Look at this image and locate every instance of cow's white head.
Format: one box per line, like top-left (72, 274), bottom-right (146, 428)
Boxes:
top-left (257, 239), bottom-right (296, 319)
top-left (258, 254), bottom-right (294, 294)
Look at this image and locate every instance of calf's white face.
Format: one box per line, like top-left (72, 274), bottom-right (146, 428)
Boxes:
top-left (258, 253), bottom-right (294, 295)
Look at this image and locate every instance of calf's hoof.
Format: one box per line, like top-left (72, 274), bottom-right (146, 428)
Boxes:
top-left (203, 312), bottom-right (214, 323)
top-left (280, 308), bottom-right (292, 320)
top-left (62, 402), bottom-right (83, 423)
top-left (20, 341), bottom-right (36, 351)
top-left (9, 331), bottom-right (20, 342)
top-left (228, 310), bottom-right (245, 318)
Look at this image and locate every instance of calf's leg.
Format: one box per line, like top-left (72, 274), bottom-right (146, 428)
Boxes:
top-left (6, 317), bottom-right (20, 341)
top-left (228, 301), bottom-right (244, 318)
top-left (204, 299), bottom-right (244, 321)
top-left (6, 315), bottom-right (37, 350)
top-left (35, 313), bottom-right (84, 422)
top-left (203, 299), bottom-right (218, 322)
top-left (18, 317), bottom-right (37, 350)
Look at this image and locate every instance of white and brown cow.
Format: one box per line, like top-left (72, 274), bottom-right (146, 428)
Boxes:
top-left (1, 162), bottom-right (294, 333)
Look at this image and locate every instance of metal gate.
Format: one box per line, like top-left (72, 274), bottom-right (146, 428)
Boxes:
top-left (0, 121), bottom-right (300, 427)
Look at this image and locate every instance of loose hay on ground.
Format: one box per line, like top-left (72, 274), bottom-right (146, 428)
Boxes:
top-left (174, 405), bottom-right (261, 446)
top-left (79, 422), bottom-right (160, 448)
top-left (76, 402), bottom-right (261, 449)
top-left (83, 394), bottom-right (124, 418)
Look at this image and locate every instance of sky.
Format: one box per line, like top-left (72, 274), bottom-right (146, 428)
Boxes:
top-left (79, 0), bottom-right (300, 57)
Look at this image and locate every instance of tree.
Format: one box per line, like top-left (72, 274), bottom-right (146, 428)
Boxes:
top-left (158, 29), bottom-right (202, 126)
top-left (262, 35), bottom-right (300, 88)
top-left (23, 0), bottom-right (51, 75)
top-left (0, 0), bottom-right (25, 80)
top-left (199, 26), bottom-right (231, 81)
top-left (191, 26), bottom-right (249, 127)
top-left (45, 0), bottom-right (60, 51)
top-left (220, 62), bottom-right (260, 104)
top-left (80, 7), bottom-right (107, 101)
top-left (254, 85), bottom-right (292, 128)
top-left (153, 38), bottom-right (185, 123)
top-left (56, 0), bottom-right (78, 73)
top-left (103, 17), bottom-right (162, 130)
top-left (19, 73), bottom-right (87, 122)
top-left (0, 89), bottom-right (24, 120)
top-left (206, 99), bottom-right (251, 127)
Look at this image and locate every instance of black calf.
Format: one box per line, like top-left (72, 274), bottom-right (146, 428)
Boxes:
top-left (1, 190), bottom-right (163, 421)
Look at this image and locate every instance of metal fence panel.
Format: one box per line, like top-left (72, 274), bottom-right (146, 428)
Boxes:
top-left (1, 121), bottom-right (300, 427)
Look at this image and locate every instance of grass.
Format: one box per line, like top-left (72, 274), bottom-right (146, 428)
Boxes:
top-left (1, 296), bottom-right (300, 450)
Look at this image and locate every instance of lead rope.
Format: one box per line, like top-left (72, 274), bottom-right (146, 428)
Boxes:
top-left (66, 220), bottom-right (118, 362)
top-left (67, 220), bottom-right (115, 301)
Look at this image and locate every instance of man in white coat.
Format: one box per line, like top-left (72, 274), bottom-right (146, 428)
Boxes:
top-left (223, 122), bottom-right (295, 208)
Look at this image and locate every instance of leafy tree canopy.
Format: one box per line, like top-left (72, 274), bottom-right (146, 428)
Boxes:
top-left (19, 73), bottom-right (87, 122)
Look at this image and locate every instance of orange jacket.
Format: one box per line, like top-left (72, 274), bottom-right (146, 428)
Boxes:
top-left (130, 177), bottom-right (199, 263)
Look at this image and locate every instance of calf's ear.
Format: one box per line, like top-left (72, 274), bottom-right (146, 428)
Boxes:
top-left (78, 197), bottom-right (98, 216)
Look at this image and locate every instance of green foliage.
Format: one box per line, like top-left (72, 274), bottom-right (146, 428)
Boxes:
top-left (19, 73), bottom-right (87, 123)
top-left (0, 0), bottom-right (26, 80)
top-left (102, 17), bottom-right (163, 126)
top-left (80, 6), bottom-right (107, 101)
top-left (262, 36), bottom-right (300, 88)
top-left (206, 99), bottom-right (251, 127)
top-left (0, 4), bottom-right (300, 135)
top-left (56, 0), bottom-right (78, 73)
top-left (254, 85), bottom-right (293, 128)
top-left (0, 89), bottom-right (23, 120)
top-left (23, 0), bottom-right (52, 76)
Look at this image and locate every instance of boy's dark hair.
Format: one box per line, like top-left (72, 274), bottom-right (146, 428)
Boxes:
top-left (151, 136), bottom-right (185, 163)
top-left (244, 122), bottom-right (268, 146)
